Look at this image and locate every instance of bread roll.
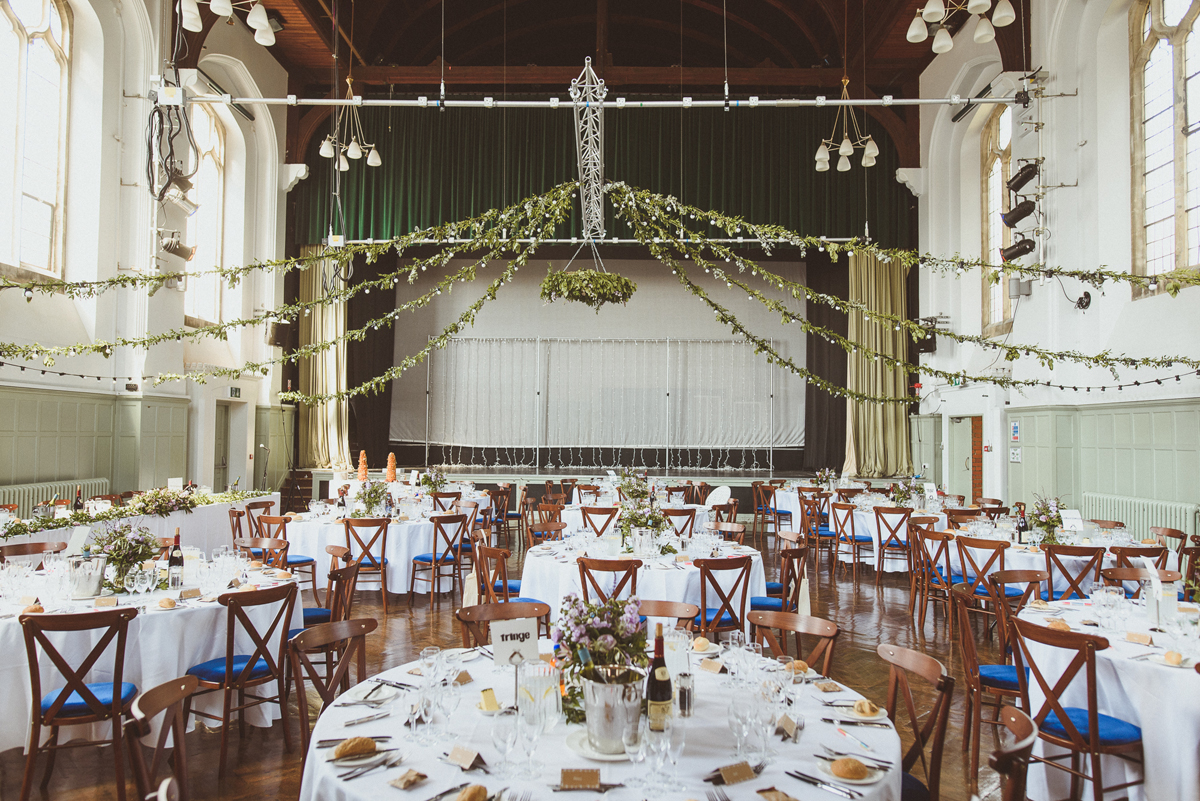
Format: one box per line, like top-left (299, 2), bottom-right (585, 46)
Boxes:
top-left (158, 598), bottom-right (177, 609)
top-left (275, 570), bottom-right (293, 579)
top-left (1046, 618), bottom-right (1071, 631)
top-left (249, 560), bottom-right (264, 569)
top-left (454, 785), bottom-right (488, 801)
top-left (830, 757), bottom-right (869, 780)
top-left (692, 636), bottom-right (710, 651)
top-left (852, 699), bottom-right (879, 716)
top-left (333, 736), bottom-right (377, 759)
top-left (1165, 650), bottom-right (1183, 666)
top-left (237, 584), bottom-right (258, 592)
top-left (22, 604), bottom-right (44, 614)
top-left (789, 659), bottom-right (810, 675)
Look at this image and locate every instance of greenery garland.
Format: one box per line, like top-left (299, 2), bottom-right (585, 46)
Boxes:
top-left (540, 268), bottom-right (637, 310)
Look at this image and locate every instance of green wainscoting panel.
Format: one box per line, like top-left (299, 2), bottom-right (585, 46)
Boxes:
top-left (0, 386), bottom-right (116, 486)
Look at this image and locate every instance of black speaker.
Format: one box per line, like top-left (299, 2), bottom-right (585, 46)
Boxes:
top-left (264, 322), bottom-right (289, 348)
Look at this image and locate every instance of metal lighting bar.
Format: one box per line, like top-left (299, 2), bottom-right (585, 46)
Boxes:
top-left (339, 237), bottom-right (855, 245)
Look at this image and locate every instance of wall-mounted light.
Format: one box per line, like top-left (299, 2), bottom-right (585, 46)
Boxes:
top-left (1000, 238), bottom-right (1035, 262)
top-left (1007, 162), bottom-right (1039, 193)
top-left (164, 186), bottom-right (200, 216)
top-left (1001, 198), bottom-right (1036, 228)
top-left (160, 233), bottom-right (197, 261)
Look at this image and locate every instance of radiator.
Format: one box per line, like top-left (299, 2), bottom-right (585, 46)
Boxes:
top-left (0, 479), bottom-right (111, 519)
top-left (1081, 492), bottom-right (1200, 540)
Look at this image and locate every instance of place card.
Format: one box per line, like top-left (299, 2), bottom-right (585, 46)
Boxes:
top-left (94, 597), bottom-right (117, 608)
top-left (675, 555), bottom-right (689, 563)
top-left (407, 667), bottom-right (423, 676)
top-left (718, 762), bottom-right (757, 785)
top-left (539, 652), bottom-right (556, 664)
top-left (776, 714), bottom-right (798, 739)
top-left (19, 596), bottom-right (37, 606)
top-left (447, 745), bottom-right (481, 770)
top-left (700, 658), bottom-right (725, 674)
top-left (814, 681), bottom-right (843, 693)
top-left (1126, 631), bottom-right (1153, 645)
top-left (560, 769), bottom-right (600, 790)
top-left (389, 769), bottom-right (426, 790)
top-left (454, 670), bottom-right (473, 685)
top-left (228, 578), bottom-right (242, 589)
top-left (179, 588), bottom-right (202, 600)
top-left (758, 789), bottom-right (800, 801)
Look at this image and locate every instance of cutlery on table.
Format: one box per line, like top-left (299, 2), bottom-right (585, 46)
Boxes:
top-left (831, 726), bottom-right (874, 752)
top-left (706, 787), bottom-right (733, 801)
top-left (336, 698), bottom-right (388, 708)
top-left (341, 751), bottom-right (406, 780)
top-left (344, 710), bottom-right (391, 727)
top-left (785, 770), bottom-right (862, 798)
top-left (317, 735), bottom-right (392, 749)
top-left (373, 677), bottom-right (419, 690)
top-left (336, 753), bottom-right (389, 779)
top-left (821, 717), bottom-right (891, 729)
top-left (820, 744), bottom-right (892, 766)
top-left (421, 781), bottom-right (470, 801)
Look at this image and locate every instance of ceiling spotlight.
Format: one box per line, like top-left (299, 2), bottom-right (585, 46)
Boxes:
top-left (1007, 162), bottom-right (1039, 193)
top-left (160, 234), bottom-right (197, 261)
top-left (366, 148), bottom-right (382, 167)
top-left (1000, 238), bottom-right (1036, 262)
top-left (906, 10), bottom-right (929, 42)
top-left (319, 137), bottom-right (335, 159)
top-left (346, 139), bottom-right (363, 160)
top-left (338, 154), bottom-right (350, 172)
top-left (1001, 198), bottom-right (1036, 228)
top-left (931, 25), bottom-right (954, 54)
top-left (973, 16), bottom-right (995, 43)
top-left (165, 186), bottom-right (200, 216)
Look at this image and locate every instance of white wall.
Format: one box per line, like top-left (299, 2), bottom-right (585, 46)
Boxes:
top-left (914, 0), bottom-right (1200, 504)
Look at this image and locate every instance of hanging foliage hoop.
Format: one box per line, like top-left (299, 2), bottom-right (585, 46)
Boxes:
top-left (539, 267), bottom-right (636, 311)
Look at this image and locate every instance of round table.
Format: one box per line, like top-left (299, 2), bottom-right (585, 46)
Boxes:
top-left (519, 543), bottom-right (768, 621)
top-left (1017, 601), bottom-right (1200, 801)
top-left (558, 505), bottom-right (711, 538)
top-left (299, 640), bottom-right (903, 801)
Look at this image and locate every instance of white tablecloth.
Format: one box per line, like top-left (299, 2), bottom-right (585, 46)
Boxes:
top-left (942, 541), bottom-right (1177, 597)
top-left (1017, 602), bottom-right (1200, 801)
top-left (299, 640), bottom-right (902, 801)
top-left (559, 505), bottom-right (711, 538)
top-left (520, 544), bottom-right (768, 622)
top-left (0, 573), bottom-right (302, 753)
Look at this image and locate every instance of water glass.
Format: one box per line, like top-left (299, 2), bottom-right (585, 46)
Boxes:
top-left (491, 710), bottom-right (519, 778)
top-left (516, 703), bottom-right (544, 777)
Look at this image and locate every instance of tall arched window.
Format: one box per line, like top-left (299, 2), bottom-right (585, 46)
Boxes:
top-left (1131, 0), bottom-right (1200, 292)
top-left (184, 103), bottom-right (224, 326)
top-left (0, 0), bottom-right (70, 276)
top-left (981, 105), bottom-right (1012, 334)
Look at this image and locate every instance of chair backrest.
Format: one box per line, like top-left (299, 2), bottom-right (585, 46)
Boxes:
top-left (704, 485), bottom-right (732, 506)
top-left (342, 518), bottom-right (389, 572)
top-left (491, 487), bottom-right (512, 520)
top-left (21, 607), bottom-right (139, 725)
top-left (233, 537), bottom-right (289, 568)
top-left (92, 493), bottom-right (123, 507)
top-left (456, 602), bottom-right (551, 647)
top-left (520, 491), bottom-right (537, 530)
top-left (709, 500), bottom-right (740, 523)
top-left (1150, 526), bottom-right (1186, 554)
top-left (428, 514), bottom-right (468, 565)
top-left (215, 581), bottom-right (297, 687)
top-left (875, 507), bottom-right (914, 551)
top-left (991, 705), bottom-right (1039, 801)
top-left (325, 561), bottom-right (361, 622)
top-left (747, 610), bottom-right (838, 675)
top-left (1109, 545), bottom-right (1168, 570)
top-left (475, 544), bottom-right (515, 603)
top-left (693, 555), bottom-right (752, 637)
top-left (1182, 546), bottom-right (1200, 601)
top-left (325, 544), bottom-right (351, 566)
top-left (829, 502), bottom-right (856, 542)
top-left (1088, 519), bottom-right (1124, 529)
top-left (1043, 544), bottom-right (1105, 600)
top-left (665, 486), bottom-right (689, 504)
top-left (981, 506), bottom-right (1011, 522)
top-left (777, 546), bottom-right (809, 612)
top-left (942, 494), bottom-right (966, 507)
top-left (976, 497), bottom-right (1004, 507)
top-left (954, 535), bottom-right (1009, 595)
top-left (256, 514), bottom-right (289, 541)
top-left (537, 503), bottom-right (564, 523)
top-left (577, 557), bottom-right (642, 603)
top-left (691, 482), bottom-right (711, 506)
top-left (988, 569), bottom-right (1049, 652)
top-left (1100, 566), bottom-right (1181, 598)
top-left (799, 494), bottom-right (823, 544)
top-left (290, 618), bottom-right (378, 753)
top-left (951, 588), bottom-right (984, 693)
top-left (580, 506), bottom-right (618, 536)
top-left (0, 541), bottom-right (67, 568)
top-left (663, 507), bottom-right (696, 537)
top-left (878, 643), bottom-right (954, 801)
top-left (0, 503), bottom-right (17, 512)
top-left (637, 599), bottom-right (700, 627)
top-left (834, 487), bottom-right (864, 503)
top-left (431, 492), bottom-right (461, 512)
top-left (920, 529), bottom-right (957, 590)
top-left (1009, 617), bottom-right (1111, 754)
top-left (526, 521), bottom-right (566, 549)
top-left (244, 500), bottom-right (275, 535)
top-left (228, 509), bottom-right (245, 543)
top-left (707, 521), bottom-right (746, 544)
top-left (126, 674), bottom-right (199, 801)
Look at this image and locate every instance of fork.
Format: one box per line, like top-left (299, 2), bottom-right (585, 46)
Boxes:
top-left (519, 791), bottom-right (532, 801)
top-left (713, 787), bottom-right (732, 801)
top-left (820, 743), bottom-right (893, 766)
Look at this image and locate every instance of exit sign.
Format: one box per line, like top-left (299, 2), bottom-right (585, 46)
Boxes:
top-left (228, 387), bottom-right (241, 399)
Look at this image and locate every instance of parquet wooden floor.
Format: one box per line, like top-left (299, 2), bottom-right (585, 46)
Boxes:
top-left (0, 538), bottom-right (1006, 800)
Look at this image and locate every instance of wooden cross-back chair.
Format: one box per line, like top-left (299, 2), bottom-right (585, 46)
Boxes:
top-left (1042, 544), bottom-right (1105, 601)
top-left (757, 484), bottom-right (793, 550)
top-left (747, 611), bottom-right (838, 675)
top-left (834, 487), bottom-right (864, 503)
top-left (982, 506), bottom-right (1011, 522)
top-left (559, 478), bottom-right (578, 497)
top-left (990, 706), bottom-right (1039, 801)
top-left (343, 518), bottom-right (390, 612)
top-left (490, 485), bottom-right (513, 545)
top-left (409, 513), bottom-right (466, 609)
top-left (874, 506), bottom-right (913, 588)
top-left (232, 537), bottom-right (288, 568)
top-left (1108, 546), bottom-right (1168, 570)
top-left (946, 509), bottom-right (984, 530)
top-left (519, 489), bottom-right (537, 546)
top-left (690, 482), bottom-right (710, 506)
top-left (475, 543), bottom-right (521, 603)
top-left (915, 528), bottom-right (957, 635)
top-left (878, 643), bottom-right (955, 801)
top-left (954, 535), bottom-right (1012, 621)
top-left (0, 541), bottom-right (67, 569)
top-left (526, 521), bottom-right (566, 549)
top-left (663, 507), bottom-right (696, 538)
top-left (1100, 567), bottom-right (1181, 599)
top-left (976, 497), bottom-right (1004, 507)
top-left (1182, 546), bottom-right (1200, 601)
top-left (19, 607), bottom-right (139, 801)
top-left (1009, 618), bottom-right (1144, 801)
top-left (707, 521), bottom-right (746, 544)
top-left (290, 618), bottom-right (378, 755)
top-left (451, 500), bottom-right (482, 572)
top-left (753, 545), bottom-right (808, 612)
top-left (942, 494), bottom-right (966, 508)
top-left (243, 500), bottom-right (274, 537)
top-left (638, 599), bottom-right (701, 628)
top-left (987, 569), bottom-right (1048, 658)
top-left (184, 582), bottom-right (297, 777)
top-left (710, 500), bottom-right (739, 524)
top-left (0, 503), bottom-right (18, 512)
top-left (125, 675), bottom-right (199, 801)
top-left (577, 557), bottom-right (642, 603)
top-left (1088, 519), bottom-right (1125, 530)
top-left (830, 502), bottom-right (871, 581)
top-left (1150, 526), bottom-right (1186, 554)
top-left (665, 486), bottom-right (689, 504)
top-left (256, 515), bottom-right (318, 599)
top-left (692, 555), bottom-right (752, 638)
top-left (537, 503), bottom-right (564, 523)
top-left (800, 494), bottom-right (834, 562)
top-left (227, 509), bottom-right (245, 544)
top-left (580, 506), bottom-right (618, 536)
top-left (430, 491), bottom-right (461, 512)
top-left (456, 602), bottom-right (551, 648)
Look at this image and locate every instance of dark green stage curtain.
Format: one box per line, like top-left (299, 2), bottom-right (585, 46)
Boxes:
top-left (803, 249), bottom-right (849, 472)
top-left (293, 104), bottom-right (913, 249)
top-left (344, 254), bottom-right (396, 469)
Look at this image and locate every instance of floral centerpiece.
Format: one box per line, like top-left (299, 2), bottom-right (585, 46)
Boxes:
top-left (419, 469), bottom-right (447, 494)
top-left (616, 468), bottom-right (667, 545)
top-left (127, 487), bottom-right (201, 517)
top-left (1030, 495), bottom-right (1064, 545)
top-left (355, 478), bottom-right (390, 516)
top-left (815, 467), bottom-right (838, 486)
top-left (90, 522), bottom-right (160, 593)
top-left (891, 482), bottom-right (913, 506)
top-left (553, 594), bottom-right (648, 725)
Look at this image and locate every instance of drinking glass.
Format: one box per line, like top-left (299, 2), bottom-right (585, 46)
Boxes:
top-left (727, 692), bottom-right (753, 758)
top-left (435, 678), bottom-right (461, 740)
top-left (753, 693), bottom-right (778, 762)
top-left (490, 710), bottom-right (519, 778)
top-left (516, 703), bottom-right (543, 777)
top-left (420, 646), bottom-right (441, 684)
top-left (666, 715), bottom-right (687, 787)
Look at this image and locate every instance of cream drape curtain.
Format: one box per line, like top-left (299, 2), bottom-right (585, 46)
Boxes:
top-left (843, 253), bottom-right (913, 478)
top-left (298, 246), bottom-right (352, 470)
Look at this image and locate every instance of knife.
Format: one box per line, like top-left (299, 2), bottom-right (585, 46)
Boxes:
top-left (785, 770), bottom-right (862, 798)
top-left (821, 717), bottom-right (892, 729)
top-left (344, 710), bottom-right (391, 727)
top-left (422, 782), bottom-right (470, 801)
top-left (374, 677), bottom-right (419, 690)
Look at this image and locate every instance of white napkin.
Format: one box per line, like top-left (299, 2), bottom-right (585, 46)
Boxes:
top-left (462, 569), bottom-right (479, 606)
top-left (797, 577), bottom-right (811, 616)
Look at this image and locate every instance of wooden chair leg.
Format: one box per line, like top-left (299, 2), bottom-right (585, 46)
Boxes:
top-left (39, 727), bottom-right (58, 788)
top-left (381, 566), bottom-right (389, 614)
top-left (111, 719), bottom-right (127, 801)
top-left (218, 688), bottom-right (233, 777)
top-left (408, 564), bottom-right (418, 608)
top-left (238, 688), bottom-right (247, 737)
top-left (278, 672), bottom-right (292, 752)
top-left (20, 721), bottom-right (41, 801)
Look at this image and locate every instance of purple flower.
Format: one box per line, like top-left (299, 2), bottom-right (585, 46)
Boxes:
top-left (595, 634), bottom-right (617, 652)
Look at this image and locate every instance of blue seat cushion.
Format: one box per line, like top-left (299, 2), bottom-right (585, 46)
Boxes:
top-left (692, 608), bottom-right (736, 628)
top-left (507, 512), bottom-right (522, 519)
top-left (760, 508), bottom-right (791, 517)
top-left (289, 627), bottom-right (305, 640)
top-left (817, 527), bottom-right (836, 538)
top-left (286, 554), bottom-right (316, 566)
top-left (493, 580), bottom-right (522, 594)
top-left (934, 566), bottom-right (963, 583)
top-left (750, 596), bottom-right (784, 611)
top-left (303, 607), bottom-right (332, 626)
top-left (509, 597), bottom-right (545, 605)
top-left (900, 771), bottom-right (931, 801)
top-left (1041, 707), bottom-right (1142, 746)
top-left (765, 581), bottom-right (784, 595)
top-left (978, 663), bottom-right (1028, 691)
top-left (1041, 589), bottom-right (1085, 601)
top-left (357, 557), bottom-right (389, 567)
top-left (454, 542), bottom-right (473, 551)
top-left (41, 682), bottom-right (137, 718)
top-left (187, 655), bottom-right (271, 684)
top-left (842, 534), bottom-right (874, 543)
top-left (413, 553), bottom-right (455, 563)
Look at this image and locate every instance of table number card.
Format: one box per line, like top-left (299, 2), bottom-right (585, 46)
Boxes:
top-left (718, 762), bottom-right (757, 785)
top-left (560, 769), bottom-right (600, 790)
top-left (179, 588), bottom-right (202, 600)
top-left (700, 658), bottom-right (725, 674)
top-left (1060, 509), bottom-right (1085, 530)
top-left (490, 615), bottom-right (539, 666)
top-left (409, 470), bottom-right (419, 486)
top-left (64, 525), bottom-right (91, 557)
top-left (94, 596), bottom-right (118, 608)
top-left (167, 477), bottom-right (184, 491)
top-left (776, 714), bottom-right (798, 739)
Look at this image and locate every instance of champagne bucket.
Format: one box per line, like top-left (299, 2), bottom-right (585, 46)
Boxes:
top-left (582, 666), bottom-right (643, 754)
top-left (68, 554), bottom-right (108, 599)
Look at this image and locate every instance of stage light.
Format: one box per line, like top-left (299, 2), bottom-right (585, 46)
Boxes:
top-left (1002, 198), bottom-right (1036, 228)
top-left (161, 234), bottom-right (197, 261)
top-left (1008, 162), bottom-right (1039, 193)
top-left (1000, 238), bottom-right (1035, 262)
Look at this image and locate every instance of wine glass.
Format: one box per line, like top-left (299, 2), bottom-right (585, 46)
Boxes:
top-left (666, 715), bottom-right (687, 788)
top-left (516, 702), bottom-right (543, 778)
top-left (490, 710), bottom-right (519, 778)
top-left (420, 646), bottom-right (441, 684)
top-left (622, 718), bottom-right (649, 787)
top-left (435, 678), bottom-right (461, 740)
top-left (728, 695), bottom-right (753, 758)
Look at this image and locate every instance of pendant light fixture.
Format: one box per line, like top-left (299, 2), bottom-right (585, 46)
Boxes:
top-left (316, 76), bottom-right (382, 171)
top-left (174, 0), bottom-right (277, 47)
top-left (814, 1), bottom-right (878, 174)
top-left (909, 0), bottom-right (1015, 55)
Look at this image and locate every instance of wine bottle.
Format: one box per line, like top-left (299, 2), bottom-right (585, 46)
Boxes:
top-left (72, 485), bottom-right (83, 512)
top-left (646, 623), bottom-right (672, 732)
top-left (576, 646), bottom-right (597, 682)
top-left (168, 528), bottom-right (184, 590)
top-left (1016, 503), bottom-right (1028, 544)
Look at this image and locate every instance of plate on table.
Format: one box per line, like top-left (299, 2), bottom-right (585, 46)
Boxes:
top-left (325, 749), bottom-right (392, 767)
top-left (691, 642), bottom-right (723, 655)
top-left (845, 706), bottom-right (888, 721)
top-left (1148, 653), bottom-right (1196, 669)
top-left (531, 545), bottom-right (553, 553)
top-left (565, 728), bottom-right (628, 762)
top-left (342, 681), bottom-right (399, 704)
top-left (816, 760), bottom-right (886, 785)
top-left (441, 647), bottom-right (482, 663)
